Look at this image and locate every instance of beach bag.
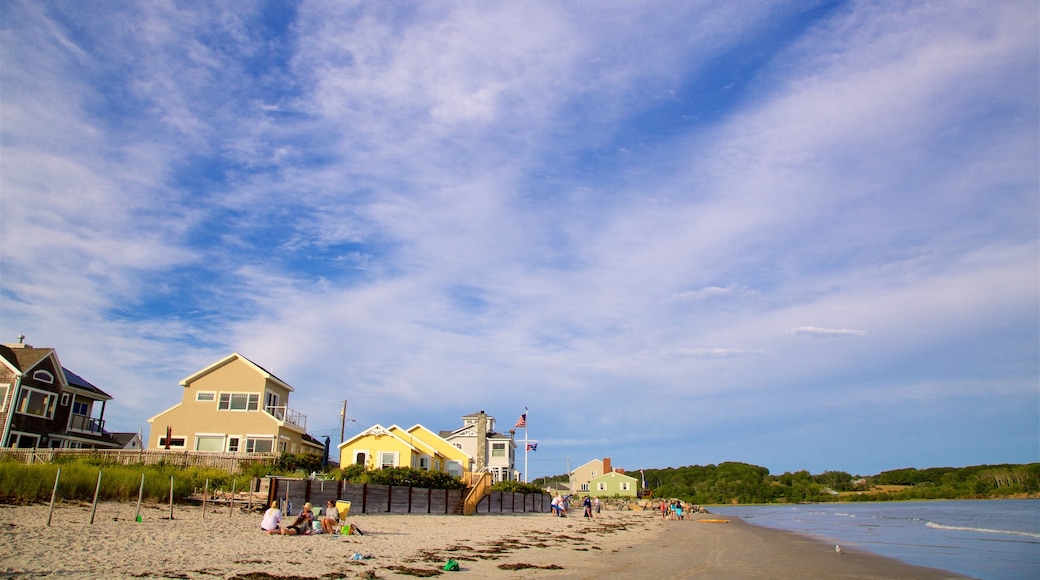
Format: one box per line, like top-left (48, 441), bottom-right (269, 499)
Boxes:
top-left (443, 559), bottom-right (460, 572)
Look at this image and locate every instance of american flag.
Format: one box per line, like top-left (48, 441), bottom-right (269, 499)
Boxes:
top-left (527, 443), bottom-right (538, 451)
top-left (515, 413), bottom-right (526, 428)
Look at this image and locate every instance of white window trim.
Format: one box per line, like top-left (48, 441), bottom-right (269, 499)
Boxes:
top-left (379, 451), bottom-right (399, 469)
top-left (598, 482), bottom-right (607, 491)
top-left (194, 433), bottom-right (226, 452)
top-left (218, 392), bottom-right (260, 411)
top-left (0, 383), bottom-right (10, 412)
top-left (16, 386), bottom-right (57, 419)
top-left (8, 431), bottom-right (41, 448)
top-left (196, 391), bottom-right (215, 402)
top-left (32, 370), bottom-right (54, 384)
top-left (226, 435), bottom-right (241, 453)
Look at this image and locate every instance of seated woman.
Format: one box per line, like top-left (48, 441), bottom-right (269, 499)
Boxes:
top-left (321, 500), bottom-right (340, 534)
top-left (260, 501), bottom-right (283, 534)
top-left (282, 502), bottom-right (315, 535)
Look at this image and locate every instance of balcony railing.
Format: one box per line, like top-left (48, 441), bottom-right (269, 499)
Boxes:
top-left (264, 405), bottom-right (306, 430)
top-left (68, 413), bottom-right (105, 434)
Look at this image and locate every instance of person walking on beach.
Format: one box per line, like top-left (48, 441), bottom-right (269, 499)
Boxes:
top-left (594, 497), bottom-right (601, 515)
top-left (660, 500), bottom-right (668, 519)
top-left (583, 496), bottom-right (593, 518)
top-left (551, 494), bottom-right (561, 516)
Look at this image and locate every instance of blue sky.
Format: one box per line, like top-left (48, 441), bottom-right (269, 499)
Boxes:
top-left (1, 0), bottom-right (1037, 479)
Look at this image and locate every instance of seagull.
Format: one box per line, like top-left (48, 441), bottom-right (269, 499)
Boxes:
top-left (835, 545), bottom-right (844, 555)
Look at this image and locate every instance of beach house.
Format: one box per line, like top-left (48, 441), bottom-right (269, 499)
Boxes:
top-left (440, 411), bottom-right (517, 483)
top-left (571, 458), bottom-right (607, 493)
top-left (146, 352), bottom-right (323, 455)
top-left (0, 340), bottom-right (121, 449)
top-left (587, 470), bottom-right (639, 498)
top-left (338, 423), bottom-right (473, 476)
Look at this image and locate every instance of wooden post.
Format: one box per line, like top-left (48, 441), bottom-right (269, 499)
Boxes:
top-left (202, 479), bottom-right (209, 520)
top-left (89, 470), bottom-right (102, 524)
top-left (46, 468), bottom-right (61, 527)
top-left (229, 479), bottom-right (237, 518)
top-left (169, 476), bottom-right (175, 520)
top-left (135, 473), bottom-right (145, 522)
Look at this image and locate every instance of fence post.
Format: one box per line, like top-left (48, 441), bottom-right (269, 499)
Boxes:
top-left (202, 479), bottom-right (209, 520)
top-left (229, 479), bottom-right (237, 518)
top-left (169, 475), bottom-right (175, 520)
top-left (362, 483), bottom-right (368, 514)
top-left (89, 470), bottom-right (102, 524)
top-left (46, 468), bottom-right (61, 527)
top-left (135, 473), bottom-right (145, 522)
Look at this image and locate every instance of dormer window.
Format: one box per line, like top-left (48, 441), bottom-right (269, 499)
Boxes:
top-left (32, 370), bottom-right (54, 384)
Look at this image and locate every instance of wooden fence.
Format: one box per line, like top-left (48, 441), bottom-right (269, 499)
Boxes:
top-left (269, 477), bottom-right (550, 516)
top-left (0, 448), bottom-right (279, 473)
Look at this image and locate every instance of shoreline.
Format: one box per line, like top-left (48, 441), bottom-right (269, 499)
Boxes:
top-left (0, 502), bottom-right (967, 578)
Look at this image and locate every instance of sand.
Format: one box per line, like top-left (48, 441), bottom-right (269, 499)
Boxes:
top-left (0, 502), bottom-right (968, 579)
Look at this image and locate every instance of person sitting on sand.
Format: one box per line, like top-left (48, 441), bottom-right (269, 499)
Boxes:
top-left (321, 500), bottom-right (340, 534)
top-left (260, 501), bottom-right (283, 534)
top-left (282, 502), bottom-right (315, 535)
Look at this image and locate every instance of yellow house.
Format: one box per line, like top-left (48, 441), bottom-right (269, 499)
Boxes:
top-left (339, 423), bottom-right (472, 477)
top-left (147, 353), bottom-right (323, 455)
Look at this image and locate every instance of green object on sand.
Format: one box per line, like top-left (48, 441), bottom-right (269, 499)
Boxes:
top-left (443, 559), bottom-right (460, 571)
top-left (136, 514), bottom-right (142, 522)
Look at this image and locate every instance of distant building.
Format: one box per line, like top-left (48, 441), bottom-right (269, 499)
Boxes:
top-left (338, 423), bottom-right (472, 477)
top-left (110, 432), bottom-right (144, 450)
top-left (0, 340), bottom-right (120, 449)
top-left (587, 470), bottom-right (639, 498)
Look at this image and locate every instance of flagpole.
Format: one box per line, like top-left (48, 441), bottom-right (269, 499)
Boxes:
top-left (523, 406), bottom-right (529, 483)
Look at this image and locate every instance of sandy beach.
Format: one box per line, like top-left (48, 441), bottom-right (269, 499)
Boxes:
top-left (0, 501), bottom-right (967, 579)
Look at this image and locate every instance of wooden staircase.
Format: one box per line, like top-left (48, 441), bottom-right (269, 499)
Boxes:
top-left (454, 469), bottom-right (493, 515)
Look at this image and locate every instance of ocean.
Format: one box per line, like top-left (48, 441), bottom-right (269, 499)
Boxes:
top-left (710, 499), bottom-right (1039, 580)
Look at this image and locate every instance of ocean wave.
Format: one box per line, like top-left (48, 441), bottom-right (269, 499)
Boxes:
top-left (925, 521), bottom-right (1040, 539)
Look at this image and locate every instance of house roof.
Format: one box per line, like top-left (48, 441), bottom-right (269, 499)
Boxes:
top-left (110, 432), bottom-right (141, 447)
top-left (62, 367), bottom-right (113, 400)
top-left (179, 352), bottom-right (294, 392)
top-left (588, 471), bottom-right (638, 483)
top-left (337, 424), bottom-right (419, 452)
top-left (0, 344), bottom-right (58, 375)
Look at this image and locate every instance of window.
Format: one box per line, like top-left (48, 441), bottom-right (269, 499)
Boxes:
top-left (227, 437), bottom-right (240, 452)
top-left (32, 370), bottom-right (54, 384)
top-left (264, 390), bottom-right (280, 412)
top-left (16, 387), bottom-right (57, 419)
top-left (598, 482), bottom-right (607, 491)
top-left (60, 393), bottom-right (70, 406)
top-left (158, 437), bottom-right (186, 448)
top-left (492, 443), bottom-right (506, 457)
top-left (0, 384), bottom-right (9, 412)
top-left (580, 483), bottom-right (589, 492)
top-left (417, 456), bottom-right (430, 470)
top-left (218, 393), bottom-right (259, 411)
top-left (245, 437), bottom-right (273, 453)
top-left (380, 451), bottom-right (397, 469)
top-left (621, 482), bottom-right (630, 491)
top-left (355, 452), bottom-right (367, 466)
top-left (196, 392), bottom-right (215, 402)
top-left (195, 435), bottom-right (224, 451)
top-left (72, 401), bottom-right (88, 416)
top-left (9, 432), bottom-right (40, 448)
top-left (446, 461), bottom-right (462, 477)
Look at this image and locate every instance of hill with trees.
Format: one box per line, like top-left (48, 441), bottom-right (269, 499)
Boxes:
top-left (633, 462), bottom-right (1039, 504)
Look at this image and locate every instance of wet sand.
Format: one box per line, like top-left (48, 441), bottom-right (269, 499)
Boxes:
top-left (0, 502), bottom-right (967, 578)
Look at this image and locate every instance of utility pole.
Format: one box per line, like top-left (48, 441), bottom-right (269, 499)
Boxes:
top-left (340, 400), bottom-right (348, 444)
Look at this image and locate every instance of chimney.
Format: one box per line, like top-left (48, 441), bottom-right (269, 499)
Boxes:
top-left (603, 457), bottom-right (612, 473)
top-left (476, 411), bottom-right (488, 471)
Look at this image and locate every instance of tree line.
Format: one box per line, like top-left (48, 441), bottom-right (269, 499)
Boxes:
top-left (634, 462), bottom-right (1040, 504)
